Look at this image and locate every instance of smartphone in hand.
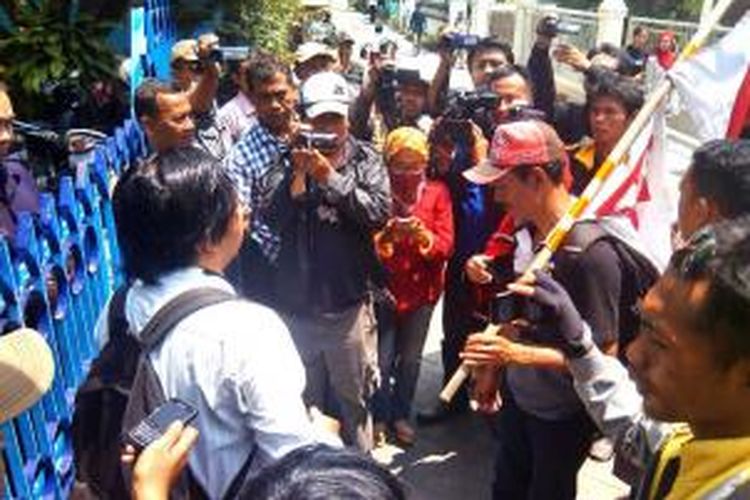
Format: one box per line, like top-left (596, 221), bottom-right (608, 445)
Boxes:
top-left (124, 398), bottom-right (198, 451)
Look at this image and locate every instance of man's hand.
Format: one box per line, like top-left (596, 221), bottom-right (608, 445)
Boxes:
top-left (465, 254), bottom-right (494, 285)
top-left (291, 148), bottom-right (334, 184)
top-left (470, 366), bottom-right (502, 414)
top-left (461, 331), bottom-right (527, 366)
top-left (122, 421), bottom-right (199, 500)
top-left (507, 271), bottom-right (592, 358)
top-left (552, 43), bottom-right (591, 72)
top-left (307, 148), bottom-right (335, 183)
top-left (197, 33), bottom-right (221, 72)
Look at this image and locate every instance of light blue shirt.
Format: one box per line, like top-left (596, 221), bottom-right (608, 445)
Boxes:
top-left (95, 267), bottom-right (339, 497)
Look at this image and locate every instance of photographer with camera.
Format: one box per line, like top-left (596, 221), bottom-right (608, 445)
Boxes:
top-left (528, 15), bottom-right (638, 144)
top-left (349, 49), bottom-right (432, 144)
top-left (258, 71), bottom-right (390, 452)
top-left (169, 35), bottom-right (231, 160)
top-left (458, 119), bottom-right (657, 499)
top-left (426, 34), bottom-right (515, 117)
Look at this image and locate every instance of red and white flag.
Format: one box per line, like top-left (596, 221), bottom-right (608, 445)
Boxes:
top-left (670, 13), bottom-right (750, 140)
top-left (584, 110), bottom-right (674, 269)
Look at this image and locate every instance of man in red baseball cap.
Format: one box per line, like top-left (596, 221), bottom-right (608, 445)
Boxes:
top-left (460, 119), bottom-right (658, 499)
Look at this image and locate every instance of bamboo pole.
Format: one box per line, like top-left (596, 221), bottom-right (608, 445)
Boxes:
top-left (439, 0), bottom-right (739, 403)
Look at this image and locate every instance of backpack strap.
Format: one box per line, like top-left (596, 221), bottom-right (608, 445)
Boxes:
top-left (137, 287), bottom-right (237, 352)
top-left (107, 285), bottom-right (130, 342)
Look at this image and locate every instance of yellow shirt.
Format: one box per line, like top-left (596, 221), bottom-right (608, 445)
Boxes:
top-left (648, 427), bottom-right (750, 499)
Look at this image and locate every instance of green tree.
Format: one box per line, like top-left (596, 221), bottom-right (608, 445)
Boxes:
top-left (0, 0), bottom-right (116, 119)
top-left (237, 0), bottom-right (302, 60)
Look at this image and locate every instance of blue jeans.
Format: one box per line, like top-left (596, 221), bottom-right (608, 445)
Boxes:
top-left (372, 303), bottom-right (435, 423)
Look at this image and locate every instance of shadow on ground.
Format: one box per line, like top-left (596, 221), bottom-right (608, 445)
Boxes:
top-left (372, 351), bottom-right (496, 500)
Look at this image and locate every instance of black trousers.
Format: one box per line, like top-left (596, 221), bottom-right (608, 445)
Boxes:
top-left (492, 388), bottom-right (596, 500)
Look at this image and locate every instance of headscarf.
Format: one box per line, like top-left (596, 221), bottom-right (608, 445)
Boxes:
top-left (656, 31), bottom-right (677, 70)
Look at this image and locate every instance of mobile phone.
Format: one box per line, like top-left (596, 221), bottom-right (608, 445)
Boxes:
top-left (125, 398), bottom-right (198, 451)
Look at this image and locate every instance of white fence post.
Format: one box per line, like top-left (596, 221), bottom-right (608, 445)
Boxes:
top-left (513, 0), bottom-right (537, 62)
top-left (596, 0), bottom-right (628, 46)
top-left (471, 0), bottom-right (491, 37)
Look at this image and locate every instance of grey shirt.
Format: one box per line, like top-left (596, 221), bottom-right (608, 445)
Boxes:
top-left (507, 229), bottom-right (622, 420)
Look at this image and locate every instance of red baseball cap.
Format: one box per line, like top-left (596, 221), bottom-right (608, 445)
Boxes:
top-left (463, 119), bottom-right (570, 186)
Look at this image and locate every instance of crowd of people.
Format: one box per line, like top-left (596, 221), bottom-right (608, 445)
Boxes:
top-left (2, 7), bottom-right (750, 500)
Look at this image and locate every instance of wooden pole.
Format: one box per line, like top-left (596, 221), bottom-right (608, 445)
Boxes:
top-left (439, 0), bottom-right (739, 403)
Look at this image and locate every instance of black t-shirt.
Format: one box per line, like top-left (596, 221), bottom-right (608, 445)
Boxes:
top-left (507, 225), bottom-right (621, 419)
top-left (625, 45), bottom-right (648, 75)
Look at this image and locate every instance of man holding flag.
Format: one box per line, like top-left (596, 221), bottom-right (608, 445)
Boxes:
top-left (460, 118), bottom-right (658, 499)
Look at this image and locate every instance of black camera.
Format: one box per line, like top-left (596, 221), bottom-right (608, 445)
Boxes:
top-left (380, 65), bottom-right (398, 90)
top-left (490, 290), bottom-right (545, 325)
top-left (294, 131), bottom-right (339, 151)
top-left (440, 32), bottom-right (481, 50)
top-left (443, 90), bottom-right (500, 121)
top-left (536, 15), bottom-right (581, 38)
top-left (208, 48), bottom-right (223, 64)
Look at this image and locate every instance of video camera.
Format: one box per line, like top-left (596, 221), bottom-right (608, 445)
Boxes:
top-left (536, 15), bottom-right (582, 38)
top-left (439, 32), bottom-right (481, 50)
top-left (444, 90), bottom-right (500, 121)
top-left (294, 131), bottom-right (339, 151)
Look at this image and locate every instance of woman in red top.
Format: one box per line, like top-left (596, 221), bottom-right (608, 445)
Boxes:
top-left (654, 31), bottom-right (677, 70)
top-left (372, 127), bottom-right (454, 446)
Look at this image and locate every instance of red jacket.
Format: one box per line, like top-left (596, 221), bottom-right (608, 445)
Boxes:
top-left (376, 181), bottom-right (454, 314)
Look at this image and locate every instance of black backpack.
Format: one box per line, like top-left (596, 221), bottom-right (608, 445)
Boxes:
top-left (563, 220), bottom-right (660, 362)
top-left (72, 286), bottom-right (237, 499)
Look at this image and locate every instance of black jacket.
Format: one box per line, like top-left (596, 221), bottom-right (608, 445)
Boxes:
top-left (259, 137), bottom-right (391, 315)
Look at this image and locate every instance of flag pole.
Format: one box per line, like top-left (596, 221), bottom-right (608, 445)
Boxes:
top-left (439, 0), bottom-right (738, 403)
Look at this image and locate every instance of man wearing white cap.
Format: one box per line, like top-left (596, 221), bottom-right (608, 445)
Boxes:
top-left (259, 71), bottom-right (391, 452)
top-left (294, 42), bottom-right (337, 83)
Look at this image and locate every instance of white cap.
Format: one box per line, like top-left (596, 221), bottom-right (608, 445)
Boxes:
top-left (301, 71), bottom-right (352, 118)
top-left (295, 42), bottom-right (336, 65)
top-left (0, 329), bottom-right (54, 424)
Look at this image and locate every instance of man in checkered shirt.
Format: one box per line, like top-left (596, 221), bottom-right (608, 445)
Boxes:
top-left (223, 53), bottom-right (298, 305)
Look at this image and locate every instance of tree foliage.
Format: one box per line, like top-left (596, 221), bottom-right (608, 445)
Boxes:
top-left (0, 0), bottom-right (116, 119)
top-left (237, 0), bottom-right (302, 60)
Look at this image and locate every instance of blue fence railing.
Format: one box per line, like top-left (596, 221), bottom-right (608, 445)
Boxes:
top-left (1, 1), bottom-right (171, 497)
